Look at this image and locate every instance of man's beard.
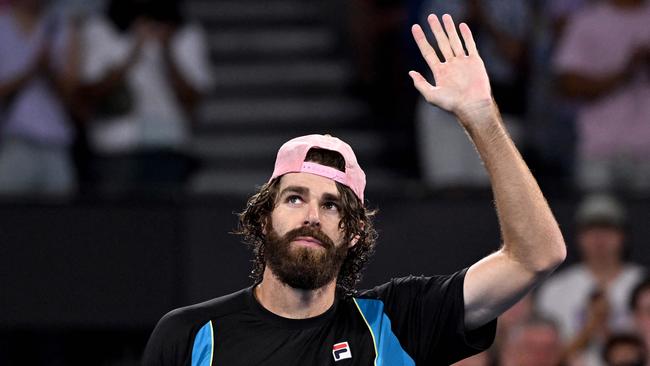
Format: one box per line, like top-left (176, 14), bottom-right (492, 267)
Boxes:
top-left (264, 225), bottom-right (349, 290)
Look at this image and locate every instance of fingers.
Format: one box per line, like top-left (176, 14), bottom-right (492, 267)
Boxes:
top-left (411, 24), bottom-right (440, 69)
top-left (442, 14), bottom-right (465, 57)
top-left (459, 22), bottom-right (478, 56)
top-left (427, 14), bottom-right (453, 61)
top-left (408, 70), bottom-right (437, 103)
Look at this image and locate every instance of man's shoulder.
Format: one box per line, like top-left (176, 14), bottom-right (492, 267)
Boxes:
top-left (156, 287), bottom-right (251, 332)
top-left (619, 263), bottom-right (646, 285)
top-left (622, 263), bottom-right (645, 275)
top-left (355, 269), bottom-right (468, 300)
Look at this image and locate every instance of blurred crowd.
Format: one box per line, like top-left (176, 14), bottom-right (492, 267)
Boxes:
top-left (0, 0), bottom-right (213, 198)
top-left (350, 0), bottom-right (650, 198)
top-left (450, 194), bottom-right (649, 366)
top-left (1, 0), bottom-right (648, 200)
top-left (1, 1), bottom-right (649, 365)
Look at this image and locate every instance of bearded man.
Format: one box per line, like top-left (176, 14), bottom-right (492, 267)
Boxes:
top-left (142, 14), bottom-right (566, 366)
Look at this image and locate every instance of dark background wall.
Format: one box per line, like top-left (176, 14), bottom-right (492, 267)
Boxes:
top-left (1, 195), bottom-right (649, 364)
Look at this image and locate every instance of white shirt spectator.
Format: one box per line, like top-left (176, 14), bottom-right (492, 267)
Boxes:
top-left (81, 16), bottom-right (214, 154)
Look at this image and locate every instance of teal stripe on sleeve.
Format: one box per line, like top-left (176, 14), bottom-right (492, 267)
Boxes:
top-left (354, 298), bottom-right (415, 366)
top-left (191, 321), bottom-right (214, 366)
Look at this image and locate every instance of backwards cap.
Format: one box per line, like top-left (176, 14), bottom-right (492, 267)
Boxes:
top-left (576, 194), bottom-right (625, 228)
top-left (269, 134), bottom-right (366, 202)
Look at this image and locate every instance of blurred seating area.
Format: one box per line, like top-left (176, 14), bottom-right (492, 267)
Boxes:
top-left (1, 0), bottom-right (650, 365)
top-left (0, 0), bottom-right (647, 200)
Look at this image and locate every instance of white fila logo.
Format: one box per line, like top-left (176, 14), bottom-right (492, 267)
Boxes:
top-left (332, 341), bottom-right (352, 362)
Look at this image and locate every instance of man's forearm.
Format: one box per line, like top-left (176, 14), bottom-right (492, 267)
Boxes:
top-left (461, 101), bottom-right (566, 274)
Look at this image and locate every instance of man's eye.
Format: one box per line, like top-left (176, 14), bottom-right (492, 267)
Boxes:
top-left (287, 195), bottom-right (303, 204)
top-left (323, 202), bottom-right (340, 211)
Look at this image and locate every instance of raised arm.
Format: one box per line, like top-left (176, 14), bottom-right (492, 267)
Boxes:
top-left (409, 14), bottom-right (566, 330)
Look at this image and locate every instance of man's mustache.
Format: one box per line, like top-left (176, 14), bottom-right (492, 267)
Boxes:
top-left (282, 226), bottom-right (335, 249)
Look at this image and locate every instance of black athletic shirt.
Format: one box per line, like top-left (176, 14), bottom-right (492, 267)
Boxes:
top-left (142, 268), bottom-right (496, 366)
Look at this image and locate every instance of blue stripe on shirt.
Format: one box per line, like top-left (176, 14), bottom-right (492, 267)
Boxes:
top-left (354, 298), bottom-right (415, 366)
top-left (191, 320), bottom-right (213, 366)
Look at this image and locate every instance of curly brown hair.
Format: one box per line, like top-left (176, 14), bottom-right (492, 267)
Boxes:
top-left (235, 148), bottom-right (378, 296)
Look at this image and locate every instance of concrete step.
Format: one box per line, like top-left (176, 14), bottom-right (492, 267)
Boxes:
top-left (188, 166), bottom-right (402, 195)
top-left (188, 168), bottom-right (270, 195)
top-left (208, 27), bottom-right (337, 58)
top-left (210, 60), bottom-right (352, 90)
top-left (196, 96), bottom-right (369, 128)
top-left (190, 131), bottom-right (384, 163)
top-left (186, 0), bottom-right (325, 24)
top-left (188, 129), bottom-right (389, 194)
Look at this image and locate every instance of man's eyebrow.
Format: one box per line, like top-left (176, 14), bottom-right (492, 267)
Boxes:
top-left (322, 193), bottom-right (341, 202)
top-left (278, 186), bottom-right (340, 201)
top-left (279, 186), bottom-right (308, 197)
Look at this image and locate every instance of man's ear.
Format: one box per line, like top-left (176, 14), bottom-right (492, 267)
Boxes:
top-left (348, 221), bottom-right (365, 248)
top-left (262, 216), bottom-right (269, 236)
top-left (349, 234), bottom-right (361, 248)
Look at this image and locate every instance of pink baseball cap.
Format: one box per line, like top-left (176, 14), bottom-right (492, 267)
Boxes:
top-left (269, 134), bottom-right (366, 202)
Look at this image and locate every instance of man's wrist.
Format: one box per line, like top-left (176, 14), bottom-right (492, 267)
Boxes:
top-left (456, 98), bottom-right (501, 133)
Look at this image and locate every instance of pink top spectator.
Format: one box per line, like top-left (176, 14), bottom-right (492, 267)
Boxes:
top-left (553, 2), bottom-right (650, 159)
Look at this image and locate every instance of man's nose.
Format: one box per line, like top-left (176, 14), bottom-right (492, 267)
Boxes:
top-left (303, 201), bottom-right (320, 227)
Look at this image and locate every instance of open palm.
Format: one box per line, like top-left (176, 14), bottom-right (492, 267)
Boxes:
top-left (409, 14), bottom-right (492, 118)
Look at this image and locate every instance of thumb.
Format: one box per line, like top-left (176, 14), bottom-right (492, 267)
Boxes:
top-left (409, 71), bottom-right (444, 108)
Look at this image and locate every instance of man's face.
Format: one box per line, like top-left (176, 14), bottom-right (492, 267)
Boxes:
top-left (577, 225), bottom-right (625, 264)
top-left (606, 342), bottom-right (645, 366)
top-left (264, 173), bottom-right (350, 289)
top-left (502, 325), bottom-right (562, 366)
top-left (451, 352), bottom-right (489, 366)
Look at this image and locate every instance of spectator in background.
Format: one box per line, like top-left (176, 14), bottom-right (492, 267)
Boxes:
top-left (452, 293), bottom-right (535, 366)
top-left (414, 1), bottom-right (476, 192)
top-left (602, 333), bottom-right (647, 366)
top-left (348, 0), bottom-right (420, 177)
top-left (451, 351), bottom-right (491, 366)
top-left (0, 0), bottom-right (79, 196)
top-left (631, 277), bottom-right (650, 365)
top-left (494, 292), bottom-right (535, 351)
top-left (563, 287), bottom-right (612, 365)
top-left (553, 0), bottom-right (650, 194)
top-left (537, 195), bottom-right (645, 365)
top-left (415, 0), bottom-right (531, 193)
top-left (78, 0), bottom-right (214, 196)
top-left (525, 0), bottom-right (590, 195)
top-left (497, 315), bottom-right (564, 366)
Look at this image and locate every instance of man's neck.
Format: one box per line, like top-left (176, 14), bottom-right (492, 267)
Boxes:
top-left (254, 269), bottom-right (337, 319)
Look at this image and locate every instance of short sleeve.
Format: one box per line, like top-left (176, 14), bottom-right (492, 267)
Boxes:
top-left (80, 17), bottom-right (130, 83)
top-left (142, 309), bottom-right (198, 366)
top-left (358, 268), bottom-right (497, 365)
top-left (552, 11), bottom-right (599, 75)
top-left (171, 24), bottom-right (215, 92)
